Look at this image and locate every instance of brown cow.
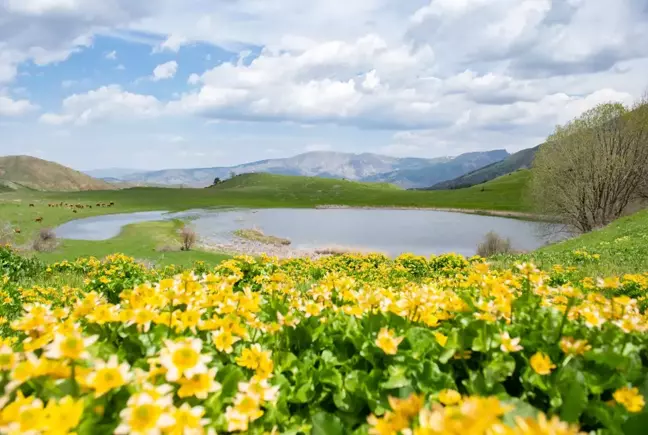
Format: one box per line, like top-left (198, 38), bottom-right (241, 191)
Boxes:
top-left (35, 217), bottom-right (43, 223)
top-left (29, 204), bottom-right (35, 207)
top-left (14, 228), bottom-right (21, 234)
top-left (73, 210), bottom-right (78, 213)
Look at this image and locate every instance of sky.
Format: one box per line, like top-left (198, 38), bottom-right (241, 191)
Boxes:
top-left (1, 0), bottom-right (647, 171)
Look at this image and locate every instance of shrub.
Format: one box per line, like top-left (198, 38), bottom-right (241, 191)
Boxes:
top-left (32, 228), bottom-right (58, 252)
top-left (477, 231), bottom-right (512, 257)
top-left (180, 226), bottom-right (198, 251)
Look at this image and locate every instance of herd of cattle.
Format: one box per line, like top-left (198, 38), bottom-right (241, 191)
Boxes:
top-left (24, 201), bottom-right (116, 227)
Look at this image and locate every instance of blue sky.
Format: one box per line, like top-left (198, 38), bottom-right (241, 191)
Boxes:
top-left (1, 0), bottom-right (647, 171)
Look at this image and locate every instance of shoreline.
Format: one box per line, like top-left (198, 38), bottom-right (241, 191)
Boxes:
top-left (314, 204), bottom-right (546, 221)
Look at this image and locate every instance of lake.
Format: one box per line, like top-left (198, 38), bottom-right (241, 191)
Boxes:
top-left (54, 208), bottom-right (554, 257)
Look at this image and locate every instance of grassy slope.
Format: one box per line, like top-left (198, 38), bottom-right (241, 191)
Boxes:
top-left (428, 147), bottom-right (539, 190)
top-left (496, 208), bottom-right (648, 277)
top-left (0, 155), bottom-right (115, 191)
top-left (41, 170), bottom-right (532, 211)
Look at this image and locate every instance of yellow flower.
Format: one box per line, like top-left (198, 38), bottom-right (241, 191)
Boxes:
top-left (434, 332), bottom-right (448, 347)
top-left (177, 368), bottom-right (222, 399)
top-left (86, 355), bottom-right (131, 397)
top-left (236, 344), bottom-right (272, 375)
top-left (375, 328), bottom-right (404, 355)
top-left (43, 396), bottom-right (85, 434)
top-left (115, 392), bottom-right (174, 435)
top-left (500, 332), bottom-right (523, 353)
top-left (613, 386), bottom-right (645, 413)
top-left (513, 412), bottom-right (584, 434)
top-left (166, 403), bottom-right (210, 435)
top-left (238, 377), bottom-right (280, 403)
top-left (530, 352), bottom-right (556, 375)
top-left (0, 345), bottom-right (17, 371)
top-left (559, 337), bottom-right (592, 356)
top-left (44, 331), bottom-right (98, 361)
top-left (159, 338), bottom-right (211, 382)
top-left (438, 389), bottom-right (462, 406)
top-left (212, 328), bottom-right (241, 354)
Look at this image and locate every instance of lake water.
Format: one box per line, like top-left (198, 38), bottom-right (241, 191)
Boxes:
top-left (54, 208), bottom-right (554, 257)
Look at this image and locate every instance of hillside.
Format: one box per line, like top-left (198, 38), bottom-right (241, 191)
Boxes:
top-left (367, 150), bottom-right (509, 188)
top-left (114, 150), bottom-right (509, 189)
top-left (0, 155), bottom-right (116, 192)
top-left (425, 145), bottom-right (539, 190)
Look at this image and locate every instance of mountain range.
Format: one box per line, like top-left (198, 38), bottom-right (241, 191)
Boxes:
top-left (424, 146), bottom-right (539, 190)
top-left (99, 150), bottom-right (510, 189)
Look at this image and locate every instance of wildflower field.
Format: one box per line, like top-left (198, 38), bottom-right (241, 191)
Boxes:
top-left (1, 245), bottom-right (648, 434)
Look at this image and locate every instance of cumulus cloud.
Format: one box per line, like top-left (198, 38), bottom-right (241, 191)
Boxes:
top-left (154, 34), bottom-right (188, 53)
top-left (39, 85), bottom-right (163, 125)
top-left (0, 94), bottom-right (38, 116)
top-left (152, 61), bottom-right (178, 81)
top-left (105, 50), bottom-right (117, 60)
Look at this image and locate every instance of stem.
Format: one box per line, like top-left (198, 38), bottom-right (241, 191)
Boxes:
top-left (555, 298), bottom-right (575, 344)
top-left (70, 360), bottom-right (79, 396)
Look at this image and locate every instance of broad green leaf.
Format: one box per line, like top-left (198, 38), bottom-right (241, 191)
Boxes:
top-left (311, 411), bottom-right (345, 435)
top-left (558, 367), bottom-right (588, 423)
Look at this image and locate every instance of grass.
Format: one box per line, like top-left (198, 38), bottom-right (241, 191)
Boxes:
top-left (34, 220), bottom-right (230, 267)
top-left (234, 228), bottom-right (291, 246)
top-left (495, 207), bottom-right (648, 278)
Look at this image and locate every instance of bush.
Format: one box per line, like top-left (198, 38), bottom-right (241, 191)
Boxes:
top-left (477, 231), bottom-right (512, 257)
top-left (180, 226), bottom-right (198, 251)
top-left (32, 228), bottom-right (58, 252)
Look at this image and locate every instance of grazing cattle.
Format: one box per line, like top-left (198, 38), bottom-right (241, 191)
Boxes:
top-left (29, 204), bottom-right (35, 207)
top-left (35, 217), bottom-right (43, 223)
top-left (73, 210), bottom-right (78, 213)
top-left (14, 228), bottom-right (21, 234)
top-left (109, 202), bottom-right (115, 207)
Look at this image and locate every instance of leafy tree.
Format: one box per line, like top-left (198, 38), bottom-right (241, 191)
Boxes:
top-left (213, 177), bottom-right (221, 185)
top-left (532, 96), bottom-right (648, 233)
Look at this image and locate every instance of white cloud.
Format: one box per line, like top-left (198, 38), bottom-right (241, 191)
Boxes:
top-left (105, 50), bottom-right (117, 60)
top-left (187, 73), bottom-right (201, 85)
top-left (152, 61), bottom-right (178, 81)
top-left (0, 94), bottom-right (38, 116)
top-left (154, 34), bottom-right (188, 53)
top-left (40, 85), bottom-right (163, 125)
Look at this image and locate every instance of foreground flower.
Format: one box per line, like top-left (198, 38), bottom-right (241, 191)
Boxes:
top-left (159, 338), bottom-right (211, 382)
top-left (613, 386), bottom-right (645, 413)
top-left (167, 403), bottom-right (210, 435)
top-left (512, 412), bottom-right (584, 435)
top-left (438, 389), bottom-right (462, 406)
top-left (375, 328), bottom-right (404, 355)
top-left (86, 355), bottom-right (131, 397)
top-left (115, 392), bottom-right (174, 435)
top-left (212, 328), bottom-right (241, 354)
top-left (530, 352), bottom-right (556, 375)
top-left (559, 337), bottom-right (591, 356)
top-left (44, 331), bottom-right (98, 361)
top-left (177, 368), bottom-right (222, 399)
top-left (500, 332), bottom-right (523, 353)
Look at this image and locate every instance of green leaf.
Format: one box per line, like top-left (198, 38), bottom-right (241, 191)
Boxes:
top-left (319, 367), bottom-right (343, 390)
top-left (311, 411), bottom-right (345, 435)
top-left (483, 353), bottom-right (516, 389)
top-left (218, 366), bottom-right (246, 399)
top-left (381, 365), bottom-right (411, 390)
top-left (558, 367), bottom-right (588, 423)
top-left (501, 398), bottom-right (540, 427)
top-left (586, 402), bottom-right (624, 435)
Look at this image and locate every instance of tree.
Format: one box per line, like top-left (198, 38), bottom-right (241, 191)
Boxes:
top-left (213, 177), bottom-right (221, 185)
top-left (531, 96), bottom-right (648, 233)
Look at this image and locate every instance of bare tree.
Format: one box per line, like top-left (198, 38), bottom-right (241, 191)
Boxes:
top-left (476, 231), bottom-right (512, 257)
top-left (531, 96), bottom-right (648, 233)
top-left (180, 226), bottom-right (198, 251)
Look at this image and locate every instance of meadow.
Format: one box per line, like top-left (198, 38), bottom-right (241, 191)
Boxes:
top-left (3, 170), bottom-right (648, 434)
top-left (1, 245), bottom-right (648, 434)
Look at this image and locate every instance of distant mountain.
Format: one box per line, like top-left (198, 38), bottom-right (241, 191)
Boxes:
top-left (425, 146), bottom-right (540, 190)
top-left (84, 168), bottom-right (146, 179)
top-left (115, 150), bottom-right (510, 189)
top-left (366, 150), bottom-right (510, 189)
top-left (0, 155), bottom-right (116, 191)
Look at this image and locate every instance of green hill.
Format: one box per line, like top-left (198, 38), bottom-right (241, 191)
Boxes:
top-left (0, 155), bottom-right (116, 192)
top-left (426, 146), bottom-right (539, 190)
top-left (41, 170), bottom-right (531, 213)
